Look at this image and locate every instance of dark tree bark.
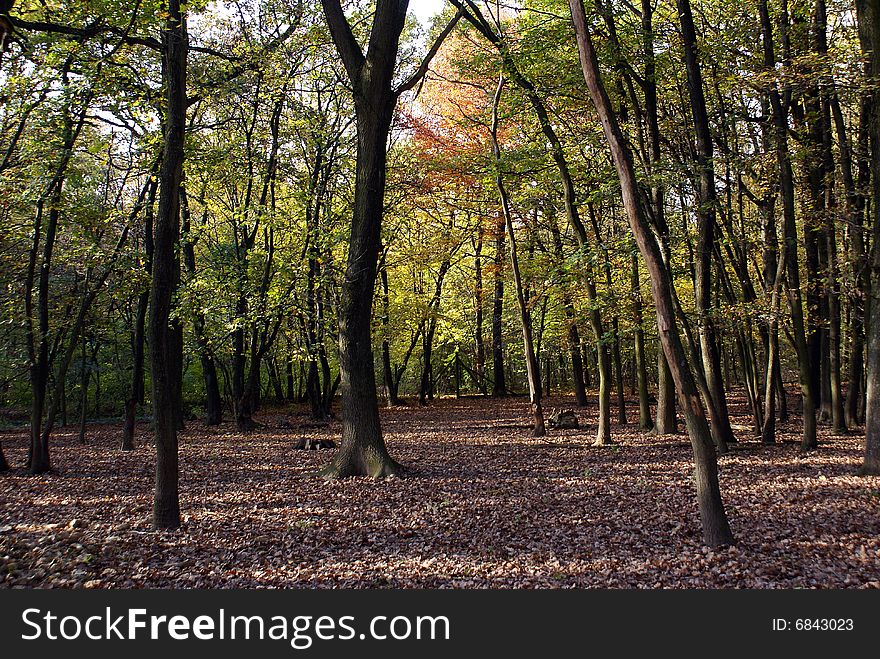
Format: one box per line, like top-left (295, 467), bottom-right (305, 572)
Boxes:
top-left (180, 185), bottom-right (222, 425)
top-left (0, 0), bottom-right (13, 58)
top-left (150, 0), bottom-right (187, 529)
top-left (123, 175), bottom-right (158, 450)
top-left (759, 0), bottom-right (817, 450)
top-left (569, 0), bottom-right (734, 546)
top-left (676, 0), bottom-right (736, 449)
top-left (858, 0), bottom-right (880, 474)
top-left (318, 0), bottom-right (460, 476)
top-left (832, 92), bottom-right (868, 427)
top-left (473, 224), bottom-right (488, 395)
top-left (631, 254), bottom-right (653, 429)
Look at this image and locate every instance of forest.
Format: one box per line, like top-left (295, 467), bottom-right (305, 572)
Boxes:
top-left (0, 0), bottom-right (879, 589)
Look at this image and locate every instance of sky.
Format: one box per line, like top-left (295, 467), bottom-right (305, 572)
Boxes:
top-left (410, 0), bottom-right (448, 25)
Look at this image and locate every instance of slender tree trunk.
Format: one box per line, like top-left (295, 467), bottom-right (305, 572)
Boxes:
top-left (474, 225), bottom-right (488, 395)
top-left (492, 212), bottom-right (507, 396)
top-left (455, 1), bottom-right (609, 429)
top-left (858, 0), bottom-right (880, 474)
top-left (677, 0), bottom-right (736, 449)
top-left (77, 336), bottom-right (88, 444)
top-left (286, 354), bottom-right (295, 402)
top-left (123, 178), bottom-right (157, 450)
top-left (180, 186), bottom-right (222, 425)
top-left (379, 265), bottom-right (402, 406)
top-left (491, 75), bottom-right (544, 436)
top-left (759, 0), bottom-right (817, 450)
top-left (833, 91), bottom-right (868, 426)
top-left (419, 260), bottom-right (450, 405)
top-left (150, 0), bottom-right (187, 529)
top-left (548, 219), bottom-right (588, 407)
top-left (570, 0), bottom-right (734, 546)
top-left (632, 255), bottom-right (653, 429)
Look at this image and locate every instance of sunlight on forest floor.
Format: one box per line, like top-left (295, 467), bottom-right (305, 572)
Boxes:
top-left (1, 394), bottom-right (878, 588)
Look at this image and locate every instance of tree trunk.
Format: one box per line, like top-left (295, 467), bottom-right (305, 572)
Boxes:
top-left (78, 338), bottom-right (88, 445)
top-left (123, 177), bottom-right (157, 449)
top-left (180, 186), bottom-right (222, 426)
top-left (379, 265), bottom-right (403, 406)
top-left (858, 0), bottom-right (880, 474)
top-left (832, 91), bottom-right (868, 426)
top-left (491, 75), bottom-right (545, 436)
top-left (569, 0), bottom-right (734, 546)
top-left (150, 0), bottom-right (187, 529)
top-left (632, 255), bottom-right (653, 429)
top-left (677, 0), bottom-right (737, 449)
top-left (491, 212), bottom-right (507, 396)
top-left (473, 225), bottom-right (487, 395)
top-left (759, 0), bottom-right (817, 450)
top-left (318, 0), bottom-right (413, 477)
top-left (419, 260), bottom-right (450, 406)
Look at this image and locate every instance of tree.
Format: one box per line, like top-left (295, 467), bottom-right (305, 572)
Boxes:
top-left (859, 0), bottom-right (880, 475)
top-left (491, 73), bottom-right (545, 436)
top-left (568, 0), bottom-right (734, 547)
top-left (317, 0), bottom-right (460, 477)
top-left (150, 0), bottom-right (187, 529)
top-left (676, 0), bottom-right (736, 450)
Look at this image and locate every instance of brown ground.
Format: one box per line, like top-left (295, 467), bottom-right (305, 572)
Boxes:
top-left (1, 393), bottom-right (878, 588)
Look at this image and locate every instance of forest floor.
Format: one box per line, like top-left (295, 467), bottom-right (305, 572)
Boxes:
top-left (1, 392), bottom-right (879, 588)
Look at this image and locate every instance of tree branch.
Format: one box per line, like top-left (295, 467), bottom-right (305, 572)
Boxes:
top-left (395, 7), bottom-right (463, 97)
top-left (10, 16), bottom-right (161, 50)
top-left (320, 0), bottom-right (365, 82)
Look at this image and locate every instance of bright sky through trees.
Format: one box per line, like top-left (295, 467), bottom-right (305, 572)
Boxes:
top-left (410, 0), bottom-right (446, 24)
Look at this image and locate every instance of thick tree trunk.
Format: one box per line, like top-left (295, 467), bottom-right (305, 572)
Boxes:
top-left (321, 110), bottom-right (399, 476)
top-left (570, 0), bottom-right (734, 546)
top-left (150, 0), bottom-right (187, 529)
top-left (318, 0), bottom-right (412, 477)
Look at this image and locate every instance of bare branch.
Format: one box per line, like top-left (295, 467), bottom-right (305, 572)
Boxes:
top-left (395, 7), bottom-right (463, 97)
